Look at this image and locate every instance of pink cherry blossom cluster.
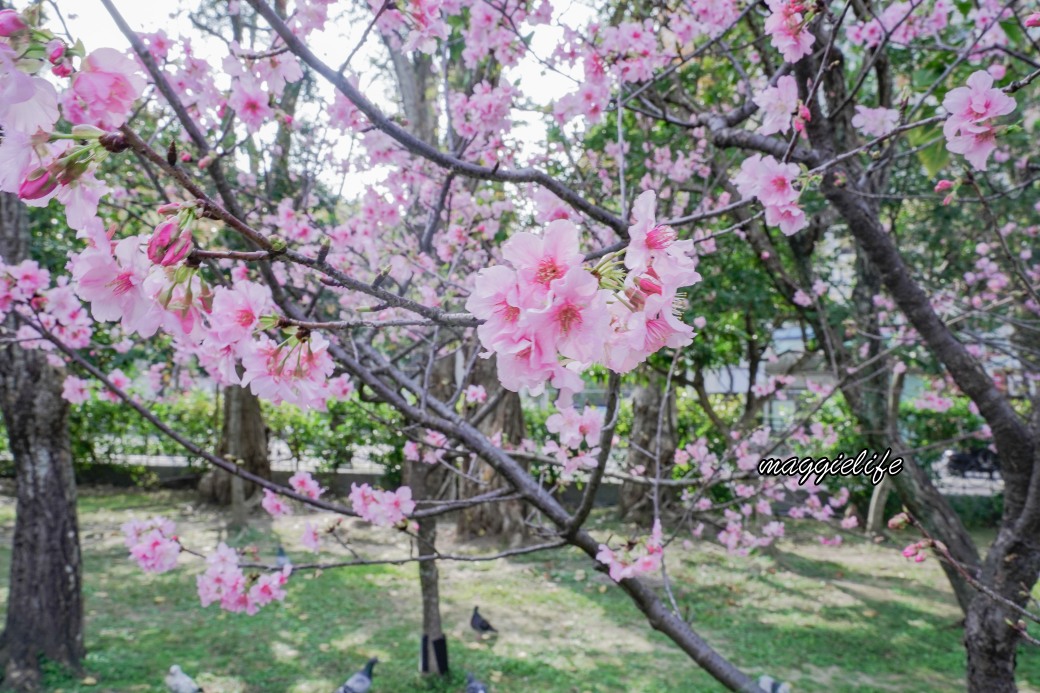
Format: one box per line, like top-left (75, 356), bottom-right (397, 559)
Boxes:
top-left (349, 483), bottom-right (417, 528)
top-left (460, 0), bottom-right (544, 69)
top-left (467, 190), bottom-right (701, 399)
top-left (0, 259), bottom-right (93, 352)
top-left (368, 0), bottom-right (449, 55)
top-left (845, 1), bottom-right (952, 48)
top-left (463, 384), bottom-right (488, 404)
top-left (553, 22), bottom-right (672, 124)
top-left (122, 516), bottom-right (181, 574)
top-left (542, 404), bottom-right (605, 477)
top-left (1, 10), bottom-right (144, 241)
top-left (197, 542), bottom-right (291, 614)
top-left (450, 81), bottom-right (515, 140)
top-left (596, 519), bottom-right (663, 582)
top-left (403, 430), bottom-right (449, 465)
top-left (764, 0), bottom-right (816, 64)
top-left (734, 155), bottom-right (808, 236)
top-left (669, 0), bottom-right (740, 43)
top-left (902, 540), bottom-right (932, 563)
top-left (546, 405), bottom-right (604, 449)
top-left (942, 70), bottom-right (1016, 171)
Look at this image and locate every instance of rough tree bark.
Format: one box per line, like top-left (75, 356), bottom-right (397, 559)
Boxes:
top-left (793, 52), bottom-right (1036, 691)
top-left (455, 357), bottom-right (527, 544)
top-left (0, 194), bottom-right (84, 692)
top-left (405, 356), bottom-right (454, 675)
top-left (198, 385), bottom-right (271, 530)
top-left (619, 369), bottom-right (678, 523)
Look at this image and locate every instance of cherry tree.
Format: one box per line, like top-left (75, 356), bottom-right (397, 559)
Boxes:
top-left (2, 0), bottom-right (1039, 691)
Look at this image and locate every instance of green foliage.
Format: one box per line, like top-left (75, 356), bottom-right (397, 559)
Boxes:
top-left (263, 398), bottom-right (408, 486)
top-left (898, 397), bottom-right (986, 471)
top-left (64, 391), bottom-right (219, 483)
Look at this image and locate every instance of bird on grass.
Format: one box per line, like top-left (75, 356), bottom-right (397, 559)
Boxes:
top-left (276, 545), bottom-right (291, 568)
top-left (165, 665), bottom-right (203, 693)
top-left (758, 674), bottom-right (792, 693)
top-left (465, 671), bottom-right (490, 693)
top-left (470, 606), bottom-right (497, 634)
top-left (335, 657), bottom-right (378, 693)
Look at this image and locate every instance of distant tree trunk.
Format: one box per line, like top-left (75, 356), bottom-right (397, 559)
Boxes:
top-left (406, 459), bottom-right (448, 675)
top-left (619, 370), bottom-right (678, 523)
top-left (456, 357), bottom-right (527, 544)
top-left (199, 385), bottom-right (270, 528)
top-left (0, 193), bottom-right (84, 691)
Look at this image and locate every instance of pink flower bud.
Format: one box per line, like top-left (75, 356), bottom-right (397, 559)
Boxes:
top-left (637, 276), bottom-right (663, 295)
top-left (18, 169), bottom-right (57, 201)
top-left (156, 202), bottom-right (183, 215)
top-left (0, 10), bottom-right (27, 37)
top-left (1026, 12), bottom-right (1040, 27)
top-left (45, 39), bottom-right (66, 64)
top-left (799, 103), bottom-right (812, 122)
top-left (147, 218), bottom-right (193, 266)
top-left (197, 155), bottom-right (214, 169)
top-left (52, 63), bottom-right (73, 78)
top-left (942, 194), bottom-right (954, 206)
top-left (934, 179), bottom-right (954, 192)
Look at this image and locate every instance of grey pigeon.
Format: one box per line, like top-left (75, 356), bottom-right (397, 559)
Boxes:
top-left (465, 671), bottom-right (489, 693)
top-left (470, 606), bottom-right (496, 634)
top-left (758, 675), bottom-right (791, 693)
top-left (276, 545), bottom-right (291, 568)
top-left (335, 657), bottom-right (378, 693)
top-left (165, 665), bottom-right (203, 693)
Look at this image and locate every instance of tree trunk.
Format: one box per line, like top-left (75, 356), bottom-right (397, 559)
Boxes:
top-left (455, 357), bottom-right (527, 544)
top-left (619, 371), bottom-right (678, 523)
top-left (404, 356), bottom-right (455, 676)
top-left (407, 459), bottom-right (449, 675)
top-left (199, 385), bottom-right (270, 522)
top-left (0, 194), bottom-right (84, 691)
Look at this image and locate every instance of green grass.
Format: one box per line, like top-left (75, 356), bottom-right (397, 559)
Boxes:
top-left (2, 487), bottom-right (1039, 692)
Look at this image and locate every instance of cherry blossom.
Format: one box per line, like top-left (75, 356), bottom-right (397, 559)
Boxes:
top-left (62, 48), bottom-right (146, 129)
top-left (851, 106), bottom-right (899, 138)
top-left (764, 0), bottom-right (816, 63)
top-left (754, 75), bottom-right (800, 136)
top-left (349, 483), bottom-right (416, 527)
top-left (733, 154), bottom-right (807, 236)
top-left (122, 516), bottom-right (180, 574)
top-left (942, 71), bottom-right (1016, 170)
top-left (261, 488), bottom-right (293, 517)
top-left (288, 470), bottom-right (325, 500)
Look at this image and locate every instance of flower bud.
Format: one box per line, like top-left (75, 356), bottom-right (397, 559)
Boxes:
top-left (52, 63), bottom-right (73, 78)
top-left (18, 169), bottom-right (57, 201)
top-left (1026, 12), bottom-right (1040, 28)
top-left (156, 202), bottom-right (183, 215)
top-left (934, 179), bottom-right (954, 193)
top-left (71, 124), bottom-right (106, 140)
top-left (0, 10), bottom-right (27, 37)
top-left (147, 217), bottom-right (194, 266)
top-left (45, 39), bottom-right (66, 64)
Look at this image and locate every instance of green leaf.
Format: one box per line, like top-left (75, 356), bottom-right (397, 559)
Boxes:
top-left (917, 139), bottom-right (950, 178)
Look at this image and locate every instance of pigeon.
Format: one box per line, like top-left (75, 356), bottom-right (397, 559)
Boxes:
top-left (465, 671), bottom-right (490, 693)
top-left (335, 657), bottom-right (378, 693)
top-left (165, 665), bottom-right (203, 693)
top-left (758, 674), bottom-right (792, 693)
top-left (276, 545), bottom-right (291, 568)
top-left (470, 606), bottom-right (497, 634)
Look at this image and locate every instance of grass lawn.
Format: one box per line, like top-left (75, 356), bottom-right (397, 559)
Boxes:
top-left (0, 486), bottom-right (1038, 693)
